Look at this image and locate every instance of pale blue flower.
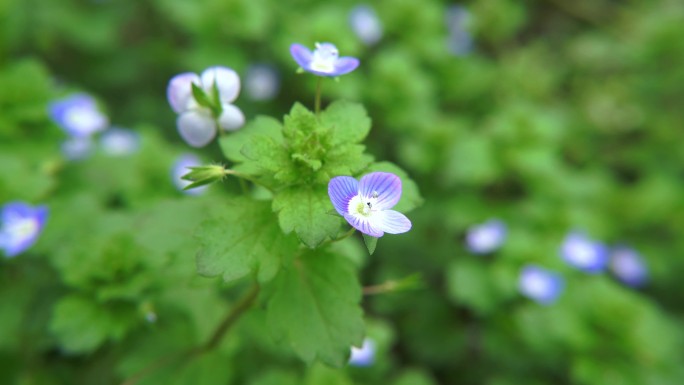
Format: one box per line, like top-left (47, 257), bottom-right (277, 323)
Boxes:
top-left (349, 338), bottom-right (375, 367)
top-left (519, 265), bottom-right (564, 305)
top-left (610, 246), bottom-right (648, 287)
top-left (244, 64), bottom-right (280, 101)
top-left (560, 231), bottom-right (609, 273)
top-left (445, 5), bottom-right (474, 56)
top-left (49, 93), bottom-right (108, 138)
top-left (328, 172), bottom-right (411, 237)
top-left (290, 43), bottom-right (360, 77)
top-left (0, 202), bottom-right (48, 257)
top-left (349, 5), bottom-right (383, 46)
top-left (99, 127), bottom-right (140, 156)
top-left (465, 219), bottom-right (506, 254)
top-left (61, 136), bottom-right (94, 161)
top-left (167, 66), bottom-right (245, 147)
top-left (171, 154), bottom-right (207, 195)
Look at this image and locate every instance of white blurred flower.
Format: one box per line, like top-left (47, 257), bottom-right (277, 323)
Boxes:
top-left (49, 93), bottom-right (108, 138)
top-left (245, 64), bottom-right (280, 101)
top-left (349, 5), bottom-right (383, 46)
top-left (100, 127), bottom-right (140, 156)
top-left (349, 338), bottom-right (375, 367)
top-left (465, 219), bottom-right (507, 254)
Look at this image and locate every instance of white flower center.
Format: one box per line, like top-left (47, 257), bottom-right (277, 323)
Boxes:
top-left (64, 106), bottom-right (106, 135)
top-left (310, 43), bottom-right (339, 73)
top-left (3, 217), bottom-right (38, 242)
top-left (348, 194), bottom-right (378, 218)
top-left (568, 241), bottom-right (596, 266)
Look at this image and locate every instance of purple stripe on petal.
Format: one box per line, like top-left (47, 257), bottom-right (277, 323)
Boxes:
top-left (290, 44), bottom-right (313, 69)
top-left (344, 214), bottom-right (383, 237)
top-left (359, 172), bottom-right (402, 210)
top-left (373, 210), bottom-right (411, 234)
top-left (333, 57), bottom-right (360, 76)
top-left (328, 176), bottom-right (359, 215)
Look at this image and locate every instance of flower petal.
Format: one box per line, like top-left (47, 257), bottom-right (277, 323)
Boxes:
top-left (200, 66), bottom-right (240, 104)
top-left (218, 104), bottom-right (245, 132)
top-left (290, 43), bottom-right (313, 69)
top-left (328, 176), bottom-right (359, 216)
top-left (343, 213), bottom-right (384, 237)
top-left (177, 110), bottom-right (216, 147)
top-left (167, 73), bottom-right (200, 113)
top-left (333, 57), bottom-right (360, 76)
top-left (371, 210), bottom-right (411, 234)
top-left (358, 172), bottom-right (402, 210)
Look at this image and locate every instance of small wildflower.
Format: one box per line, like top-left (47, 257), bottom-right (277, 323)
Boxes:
top-left (244, 64), bottom-right (280, 101)
top-left (290, 42), bottom-right (360, 77)
top-left (610, 246), bottom-right (648, 288)
top-left (49, 93), bottom-right (108, 138)
top-left (61, 136), bottom-right (94, 161)
top-left (519, 265), bottom-right (564, 305)
top-left (445, 5), bottom-right (474, 56)
top-left (349, 338), bottom-right (375, 367)
top-left (99, 127), bottom-right (140, 156)
top-left (560, 231), bottom-right (609, 273)
top-left (171, 154), bottom-right (208, 195)
top-left (349, 5), bottom-right (383, 46)
top-left (465, 219), bottom-right (507, 254)
top-left (328, 172), bottom-right (411, 237)
top-left (167, 66), bottom-right (245, 147)
top-left (0, 202), bottom-right (48, 258)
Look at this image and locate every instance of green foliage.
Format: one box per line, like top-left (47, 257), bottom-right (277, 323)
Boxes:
top-left (266, 250), bottom-right (364, 366)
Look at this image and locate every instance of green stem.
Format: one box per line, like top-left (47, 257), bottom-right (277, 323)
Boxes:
top-left (362, 280), bottom-right (399, 296)
top-left (226, 169), bottom-right (273, 192)
top-left (119, 283), bottom-right (260, 385)
top-left (315, 77), bottom-right (322, 116)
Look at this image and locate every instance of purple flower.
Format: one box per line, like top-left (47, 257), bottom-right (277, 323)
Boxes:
top-left (560, 231), bottom-right (609, 273)
top-left (290, 43), bottom-right (360, 77)
top-left (328, 172), bottom-right (411, 238)
top-left (349, 5), bottom-right (383, 46)
top-left (99, 127), bottom-right (140, 156)
top-left (465, 219), bottom-right (507, 254)
top-left (610, 246), bottom-right (648, 287)
top-left (171, 154), bottom-right (207, 195)
top-left (49, 93), bottom-right (109, 138)
top-left (167, 66), bottom-right (245, 147)
top-left (445, 5), bottom-right (474, 56)
top-left (244, 64), bottom-right (280, 101)
top-left (519, 265), bottom-right (564, 305)
top-left (349, 338), bottom-right (375, 367)
top-left (0, 202), bottom-right (48, 257)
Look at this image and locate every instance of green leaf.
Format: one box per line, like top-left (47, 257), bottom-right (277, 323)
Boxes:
top-left (362, 233), bottom-right (378, 255)
top-left (283, 102), bottom-right (319, 140)
top-left (266, 250), bottom-right (364, 366)
top-left (366, 161), bottom-right (423, 212)
top-left (219, 116), bottom-right (283, 163)
top-left (50, 295), bottom-right (136, 354)
top-left (272, 186), bottom-right (342, 248)
top-left (320, 101), bottom-right (372, 145)
top-left (241, 133), bottom-right (297, 183)
top-left (196, 198), bottom-right (299, 283)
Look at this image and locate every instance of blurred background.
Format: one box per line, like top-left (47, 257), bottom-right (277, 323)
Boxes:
top-left (1, 0), bottom-right (684, 384)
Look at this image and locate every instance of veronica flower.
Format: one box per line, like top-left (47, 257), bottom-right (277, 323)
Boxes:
top-left (465, 219), bottom-right (507, 254)
top-left (560, 231), bottom-right (609, 273)
top-left (49, 93), bottom-right (109, 138)
top-left (167, 66), bottom-right (245, 147)
top-left (290, 42), bottom-right (360, 77)
top-left (0, 202), bottom-right (48, 258)
top-left (349, 338), bottom-right (375, 367)
top-left (519, 265), bottom-right (564, 305)
top-left (349, 5), bottom-right (383, 46)
top-left (328, 172), bottom-right (411, 237)
top-left (610, 246), bottom-right (648, 287)
top-left (61, 136), bottom-right (94, 161)
top-left (171, 154), bottom-right (207, 195)
top-left (445, 5), bottom-right (474, 56)
top-left (100, 127), bottom-right (140, 156)
top-left (244, 64), bottom-right (280, 101)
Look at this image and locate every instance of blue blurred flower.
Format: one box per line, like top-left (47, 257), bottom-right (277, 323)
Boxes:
top-left (100, 127), bottom-right (140, 156)
top-left (560, 231), bottom-right (609, 273)
top-left (349, 5), bottom-right (383, 46)
top-left (328, 172), bottom-right (411, 237)
top-left (171, 154), bottom-right (207, 195)
top-left (349, 338), bottom-right (375, 366)
top-left (167, 67), bottom-right (245, 147)
top-left (0, 202), bottom-right (48, 258)
top-left (610, 246), bottom-right (648, 287)
top-left (519, 265), bottom-right (564, 305)
top-left (290, 43), bottom-right (360, 77)
top-left (465, 219), bottom-right (507, 254)
top-left (49, 93), bottom-right (108, 138)
top-left (244, 64), bottom-right (280, 101)
top-left (445, 5), bottom-right (474, 56)
top-left (61, 136), bottom-right (94, 161)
